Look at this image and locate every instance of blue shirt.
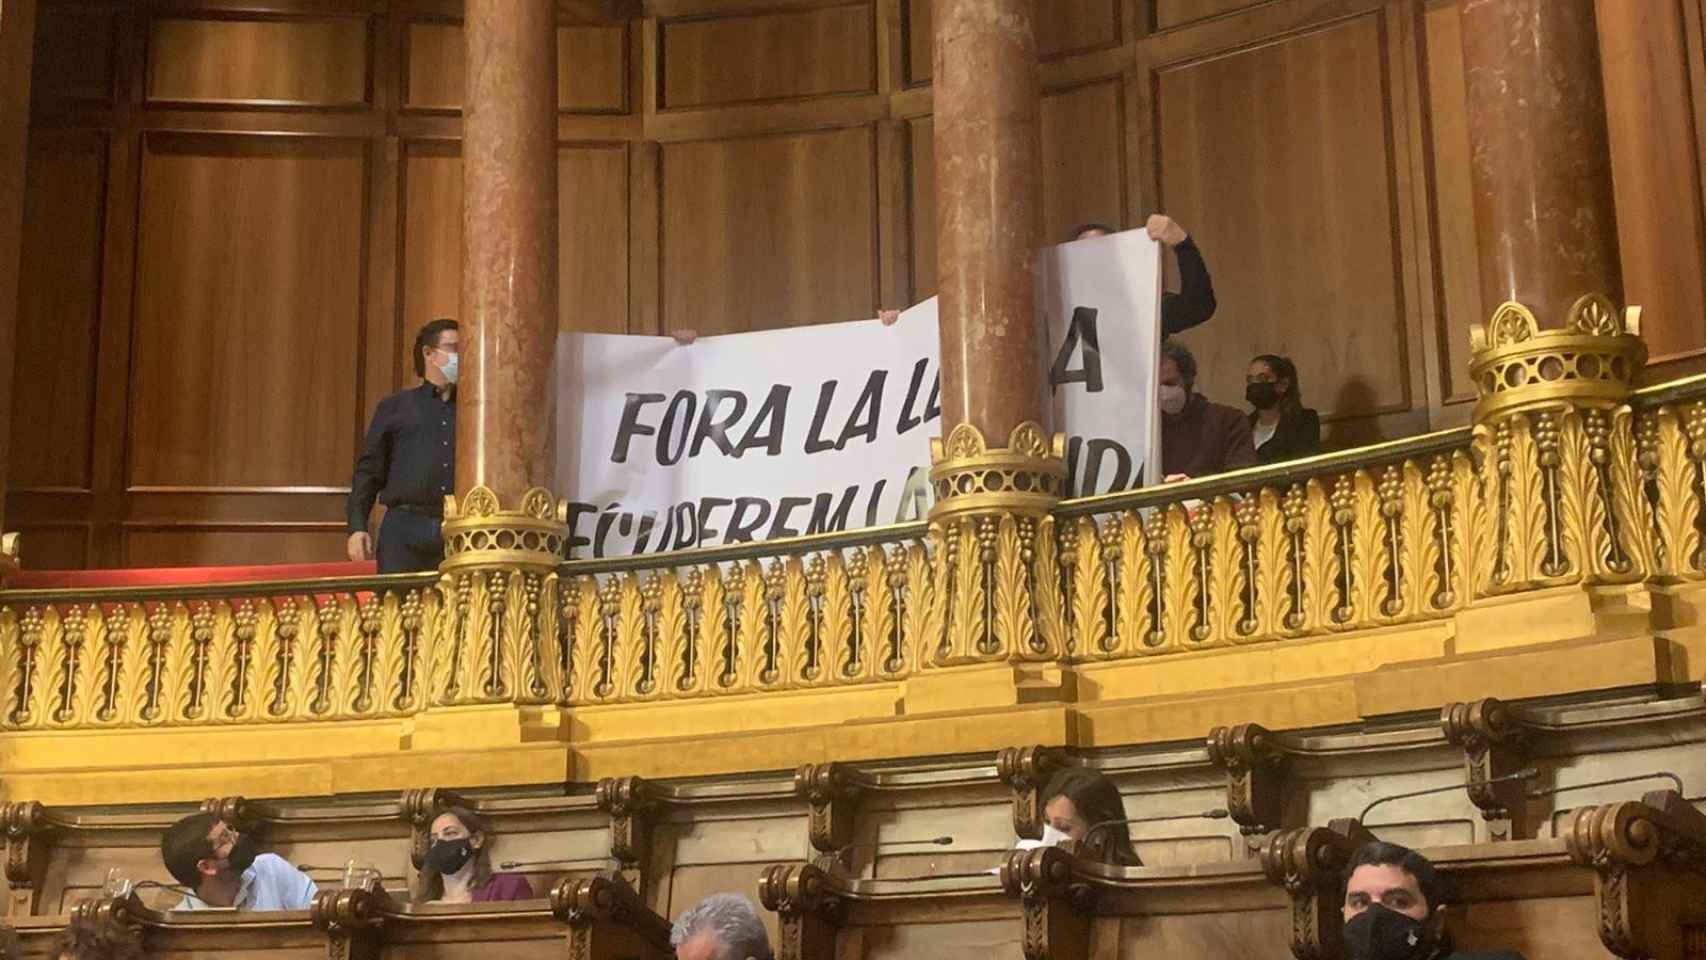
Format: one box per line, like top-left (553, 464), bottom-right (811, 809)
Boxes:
top-left (175, 853), bottom-right (318, 911)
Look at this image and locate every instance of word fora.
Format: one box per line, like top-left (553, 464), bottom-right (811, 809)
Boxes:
top-left (610, 359), bottom-right (941, 466)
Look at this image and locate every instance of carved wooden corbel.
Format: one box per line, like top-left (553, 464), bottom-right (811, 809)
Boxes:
top-left (1258, 818), bottom-right (1377, 960)
top-left (759, 863), bottom-right (844, 960)
top-left (1441, 698), bottom-right (1534, 841)
top-left (200, 795), bottom-right (256, 831)
top-left (998, 846), bottom-right (1093, 960)
top-left (997, 745), bottom-right (1071, 839)
top-left (595, 776), bottom-right (658, 869)
top-left (310, 886), bottom-right (392, 960)
top-left (551, 874), bottom-right (673, 960)
top-left (69, 890), bottom-right (143, 928)
top-left (3, 801), bottom-right (52, 916)
top-left (1565, 789), bottom-right (1706, 960)
top-left (1206, 723), bottom-right (1289, 847)
top-left (399, 787), bottom-right (467, 869)
top-left (795, 762), bottom-right (864, 858)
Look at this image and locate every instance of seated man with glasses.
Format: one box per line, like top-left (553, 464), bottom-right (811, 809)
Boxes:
top-left (160, 812), bottom-right (317, 911)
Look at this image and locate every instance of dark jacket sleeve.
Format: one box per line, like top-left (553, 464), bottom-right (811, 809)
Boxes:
top-left (1221, 407), bottom-right (1259, 471)
top-left (347, 398), bottom-right (392, 533)
top-left (1160, 237), bottom-right (1217, 336)
top-left (1291, 408), bottom-right (1322, 457)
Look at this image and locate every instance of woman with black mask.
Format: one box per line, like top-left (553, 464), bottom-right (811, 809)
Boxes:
top-left (1246, 354), bottom-right (1321, 464)
top-left (416, 806), bottom-right (532, 903)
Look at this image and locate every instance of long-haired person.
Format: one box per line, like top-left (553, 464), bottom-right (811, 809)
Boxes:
top-left (1246, 354), bottom-right (1321, 464)
top-left (414, 806), bottom-right (533, 903)
top-left (1040, 767), bottom-right (1143, 866)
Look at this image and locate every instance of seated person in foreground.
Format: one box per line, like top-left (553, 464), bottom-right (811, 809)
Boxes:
top-left (52, 918), bottom-right (144, 960)
top-left (1075, 214), bottom-right (1217, 335)
top-left (1343, 841), bottom-right (1524, 960)
top-left (672, 893), bottom-right (774, 960)
top-left (1160, 339), bottom-right (1258, 479)
top-left (1246, 353), bottom-right (1321, 463)
top-left (161, 812), bottom-right (317, 910)
top-left (415, 806), bottom-right (533, 903)
top-left (1040, 767), bottom-right (1143, 866)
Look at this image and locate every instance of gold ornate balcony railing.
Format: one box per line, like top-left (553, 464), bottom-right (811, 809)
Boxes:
top-left (0, 307), bottom-right (1693, 739)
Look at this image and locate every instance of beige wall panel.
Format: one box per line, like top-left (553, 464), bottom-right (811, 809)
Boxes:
top-left (129, 136), bottom-right (365, 489)
top-left (31, 6), bottom-right (115, 105)
top-left (560, 144), bottom-right (630, 333)
top-left (907, 116), bottom-right (935, 301)
top-left (123, 527), bottom-right (349, 567)
top-left (1421, 2), bottom-right (1481, 405)
top-left (660, 126), bottom-right (878, 335)
top-left (146, 17), bottom-right (369, 106)
top-left (660, 4), bottom-right (874, 109)
top-left (1453, 896), bottom-right (1599, 958)
top-left (907, 0), bottom-right (1120, 84)
top-left (1157, 13), bottom-right (1412, 434)
top-left (1117, 910), bottom-right (1292, 959)
top-left (12, 130), bottom-right (104, 490)
top-left (406, 22), bottom-right (625, 114)
top-left (1041, 79), bottom-right (1125, 244)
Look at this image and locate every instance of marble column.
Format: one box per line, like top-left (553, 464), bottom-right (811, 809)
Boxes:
top-left (1458, 0), bottom-right (1623, 325)
top-left (458, 0), bottom-right (559, 505)
top-left (932, 0), bottom-right (1047, 442)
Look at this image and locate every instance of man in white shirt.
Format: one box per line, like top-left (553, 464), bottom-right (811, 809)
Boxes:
top-left (160, 812), bottom-right (317, 911)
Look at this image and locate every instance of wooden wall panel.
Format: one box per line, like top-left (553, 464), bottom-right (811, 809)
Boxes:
top-left (1155, 0), bottom-right (1266, 32)
top-left (146, 16), bottom-right (370, 106)
top-left (560, 144), bottom-right (629, 333)
top-left (405, 21), bottom-right (627, 113)
top-left (1156, 12), bottom-right (1414, 434)
top-left (128, 135), bottom-right (366, 488)
top-left (15, 524), bottom-right (89, 571)
top-left (400, 141), bottom-right (463, 341)
top-left (30, 5), bottom-right (114, 106)
top-left (660, 126), bottom-right (878, 334)
top-left (907, 116), bottom-right (936, 300)
top-left (1421, 1), bottom-right (1481, 406)
top-left (124, 526), bottom-right (349, 567)
top-left (12, 130), bottom-right (105, 490)
top-left (1040, 79), bottom-right (1125, 243)
top-left (659, 4), bottom-right (875, 110)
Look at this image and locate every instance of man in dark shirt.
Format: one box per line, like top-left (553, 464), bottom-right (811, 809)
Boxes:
top-left (1341, 841), bottom-right (1525, 960)
top-left (1158, 339), bottom-right (1256, 478)
top-left (1073, 214), bottom-right (1217, 335)
top-left (347, 319), bottom-right (459, 573)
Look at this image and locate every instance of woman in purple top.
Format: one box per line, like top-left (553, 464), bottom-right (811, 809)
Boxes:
top-left (414, 806), bottom-right (534, 904)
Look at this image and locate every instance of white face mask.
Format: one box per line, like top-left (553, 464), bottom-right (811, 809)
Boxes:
top-left (438, 351), bottom-right (460, 385)
top-left (1159, 383), bottom-right (1188, 415)
top-left (1039, 824), bottom-right (1072, 848)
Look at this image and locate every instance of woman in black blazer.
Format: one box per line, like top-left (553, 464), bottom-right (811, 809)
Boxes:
top-left (1245, 354), bottom-right (1321, 463)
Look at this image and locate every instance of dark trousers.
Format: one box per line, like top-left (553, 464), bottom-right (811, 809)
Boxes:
top-left (377, 508), bottom-right (444, 574)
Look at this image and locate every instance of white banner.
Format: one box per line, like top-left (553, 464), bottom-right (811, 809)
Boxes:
top-left (557, 230), bottom-right (1162, 558)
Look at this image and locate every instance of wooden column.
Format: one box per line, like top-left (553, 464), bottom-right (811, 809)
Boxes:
top-left (457, 0), bottom-right (560, 505)
top-left (1458, 0), bottom-right (1623, 327)
top-left (931, 0), bottom-right (1048, 444)
top-left (0, 0), bottom-right (38, 579)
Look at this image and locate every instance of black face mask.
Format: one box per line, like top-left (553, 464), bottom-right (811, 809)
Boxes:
top-left (1246, 382), bottom-right (1280, 410)
top-left (1343, 903), bottom-right (1434, 960)
top-left (427, 838), bottom-right (474, 876)
top-left (225, 834), bottom-right (259, 874)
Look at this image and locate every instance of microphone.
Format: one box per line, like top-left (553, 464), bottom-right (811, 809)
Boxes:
top-left (498, 856), bottom-right (618, 870)
top-left (134, 880), bottom-right (194, 895)
top-left (1081, 809), bottom-right (1229, 847)
top-left (1359, 767), bottom-right (1538, 823)
top-left (293, 865), bottom-right (347, 874)
top-left (1525, 771), bottom-right (1684, 799)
